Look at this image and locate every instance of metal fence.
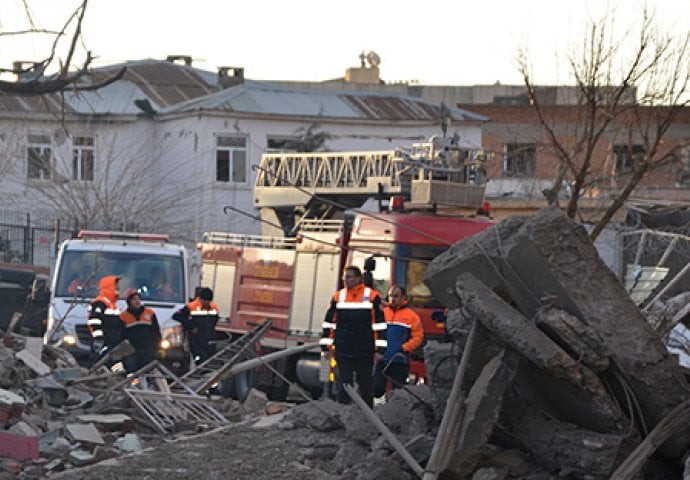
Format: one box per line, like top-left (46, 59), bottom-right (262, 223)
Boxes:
top-left (0, 210), bottom-right (76, 268)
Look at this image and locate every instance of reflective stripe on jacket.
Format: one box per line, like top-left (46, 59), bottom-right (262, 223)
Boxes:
top-left (88, 275), bottom-right (122, 348)
top-left (321, 284), bottom-right (385, 357)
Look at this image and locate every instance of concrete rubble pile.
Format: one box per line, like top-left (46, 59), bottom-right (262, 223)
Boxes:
top-left (417, 205), bottom-right (690, 479)
top-left (0, 335), bottom-right (247, 478)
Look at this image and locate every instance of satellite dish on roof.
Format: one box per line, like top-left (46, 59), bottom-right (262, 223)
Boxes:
top-left (366, 51), bottom-right (381, 68)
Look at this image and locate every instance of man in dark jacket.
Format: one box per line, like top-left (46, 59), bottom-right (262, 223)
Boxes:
top-left (120, 288), bottom-right (162, 373)
top-left (173, 287), bottom-right (219, 363)
top-left (87, 275), bottom-right (123, 360)
top-left (321, 266), bottom-right (386, 408)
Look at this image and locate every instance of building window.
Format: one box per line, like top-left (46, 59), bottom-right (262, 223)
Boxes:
top-left (613, 145), bottom-right (645, 174)
top-left (266, 135), bottom-right (299, 153)
top-left (216, 135), bottom-right (247, 183)
top-left (72, 135), bottom-right (95, 181)
top-left (27, 134), bottom-right (52, 180)
top-left (504, 143), bottom-right (536, 177)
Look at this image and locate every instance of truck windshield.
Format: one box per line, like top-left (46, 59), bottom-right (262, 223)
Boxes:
top-left (55, 251), bottom-right (185, 303)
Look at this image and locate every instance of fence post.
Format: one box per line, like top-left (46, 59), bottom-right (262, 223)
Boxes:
top-left (24, 213), bottom-right (31, 264)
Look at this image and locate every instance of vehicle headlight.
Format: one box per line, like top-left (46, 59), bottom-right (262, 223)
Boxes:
top-left (160, 324), bottom-right (183, 349)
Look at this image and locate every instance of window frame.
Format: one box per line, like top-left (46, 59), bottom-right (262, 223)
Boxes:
top-left (613, 144), bottom-right (645, 174)
top-left (71, 134), bottom-right (95, 182)
top-left (215, 134), bottom-right (248, 184)
top-left (26, 133), bottom-right (52, 181)
top-left (503, 143), bottom-right (537, 178)
top-left (266, 135), bottom-right (300, 153)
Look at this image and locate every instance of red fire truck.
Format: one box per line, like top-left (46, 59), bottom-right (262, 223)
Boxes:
top-left (199, 136), bottom-right (494, 400)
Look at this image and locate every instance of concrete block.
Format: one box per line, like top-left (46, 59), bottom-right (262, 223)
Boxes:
top-left (8, 421), bottom-right (41, 437)
top-left (39, 428), bottom-right (61, 454)
top-left (242, 387), bottom-right (268, 413)
top-left (75, 413), bottom-right (133, 432)
top-left (52, 367), bottom-right (85, 382)
top-left (16, 349), bottom-right (50, 376)
top-left (65, 423), bottom-right (105, 445)
top-left (114, 433), bottom-right (142, 453)
top-left (69, 449), bottom-right (96, 466)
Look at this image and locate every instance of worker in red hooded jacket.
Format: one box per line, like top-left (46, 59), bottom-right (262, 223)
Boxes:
top-left (87, 275), bottom-right (123, 359)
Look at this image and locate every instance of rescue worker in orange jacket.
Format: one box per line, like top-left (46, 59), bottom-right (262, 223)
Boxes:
top-left (320, 266), bottom-right (386, 408)
top-left (87, 275), bottom-right (123, 359)
top-left (120, 288), bottom-right (162, 373)
top-left (373, 285), bottom-right (423, 397)
top-left (173, 287), bottom-right (219, 363)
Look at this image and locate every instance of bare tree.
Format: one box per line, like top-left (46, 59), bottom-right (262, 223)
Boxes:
top-left (0, 0), bottom-right (124, 95)
top-left (518, 5), bottom-right (690, 240)
top-left (17, 125), bottom-right (201, 244)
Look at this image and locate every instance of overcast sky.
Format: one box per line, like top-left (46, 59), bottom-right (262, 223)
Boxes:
top-left (1, 0), bottom-right (688, 86)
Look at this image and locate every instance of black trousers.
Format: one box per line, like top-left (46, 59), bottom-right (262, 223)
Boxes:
top-left (334, 353), bottom-right (374, 408)
top-left (373, 358), bottom-right (410, 397)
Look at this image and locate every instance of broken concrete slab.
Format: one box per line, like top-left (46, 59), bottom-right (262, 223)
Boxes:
top-left (445, 348), bottom-right (520, 476)
top-left (52, 367), bottom-right (85, 382)
top-left (242, 388), bottom-right (268, 413)
top-left (16, 349), bottom-right (50, 376)
top-left (69, 449), bottom-right (97, 466)
top-left (291, 398), bottom-right (343, 432)
top-left (114, 433), bottom-right (142, 453)
top-left (24, 376), bottom-right (68, 407)
top-left (503, 397), bottom-right (635, 478)
top-left (426, 206), bottom-right (690, 456)
top-left (533, 307), bottom-right (610, 372)
top-left (454, 272), bottom-right (628, 433)
top-left (23, 336), bottom-right (43, 359)
top-left (8, 420), bottom-right (41, 438)
top-left (75, 413), bottom-right (133, 432)
top-left (0, 388), bottom-right (25, 425)
top-left (64, 423), bottom-right (105, 446)
top-left (38, 428), bottom-right (61, 454)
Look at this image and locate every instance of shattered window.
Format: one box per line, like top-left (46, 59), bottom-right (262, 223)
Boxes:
top-left (266, 135), bottom-right (299, 153)
top-left (613, 144), bottom-right (645, 174)
top-left (504, 143), bottom-right (536, 177)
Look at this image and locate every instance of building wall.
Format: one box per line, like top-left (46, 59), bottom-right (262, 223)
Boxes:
top-left (0, 108), bottom-right (484, 252)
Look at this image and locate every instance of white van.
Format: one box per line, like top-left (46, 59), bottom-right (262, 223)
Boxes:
top-left (45, 231), bottom-right (193, 372)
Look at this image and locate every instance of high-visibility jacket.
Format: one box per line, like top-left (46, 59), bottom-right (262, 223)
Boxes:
top-left (173, 297), bottom-right (219, 358)
top-left (120, 306), bottom-right (161, 352)
top-left (320, 283), bottom-right (386, 358)
top-left (383, 301), bottom-right (423, 364)
top-left (87, 275), bottom-right (122, 351)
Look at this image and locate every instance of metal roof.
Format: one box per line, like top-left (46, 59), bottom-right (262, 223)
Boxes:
top-left (162, 80), bottom-right (488, 122)
top-left (0, 60), bottom-right (488, 123)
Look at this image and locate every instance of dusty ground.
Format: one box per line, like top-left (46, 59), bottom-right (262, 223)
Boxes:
top-left (50, 414), bottom-right (340, 480)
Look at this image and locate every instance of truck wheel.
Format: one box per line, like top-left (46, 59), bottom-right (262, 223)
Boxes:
top-left (219, 369), bottom-right (256, 402)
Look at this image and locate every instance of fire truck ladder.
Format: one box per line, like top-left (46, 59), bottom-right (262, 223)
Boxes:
top-left (170, 319), bottom-right (273, 394)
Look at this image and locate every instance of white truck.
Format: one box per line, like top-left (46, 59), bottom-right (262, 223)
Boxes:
top-left (44, 230), bottom-right (196, 372)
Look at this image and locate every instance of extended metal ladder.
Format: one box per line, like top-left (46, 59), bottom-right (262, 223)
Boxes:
top-left (169, 319), bottom-right (273, 394)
